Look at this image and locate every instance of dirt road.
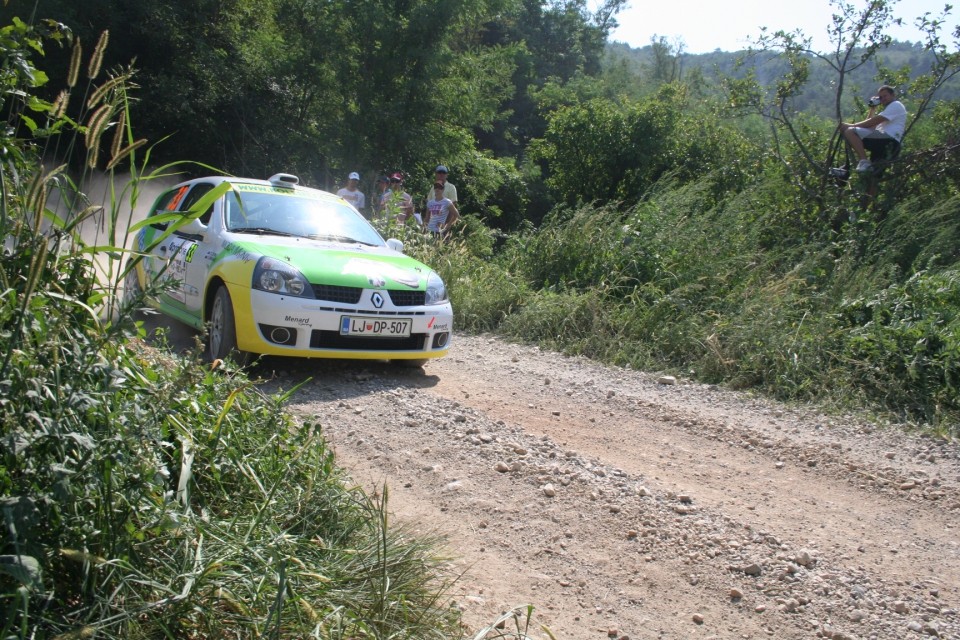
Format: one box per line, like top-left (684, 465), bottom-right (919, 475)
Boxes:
top-left (260, 334), bottom-right (959, 639)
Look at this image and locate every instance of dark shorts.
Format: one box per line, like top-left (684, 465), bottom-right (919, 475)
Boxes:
top-left (852, 129), bottom-right (901, 162)
top-left (862, 135), bottom-right (901, 161)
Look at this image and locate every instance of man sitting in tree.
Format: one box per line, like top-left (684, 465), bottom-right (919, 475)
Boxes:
top-left (839, 85), bottom-right (906, 173)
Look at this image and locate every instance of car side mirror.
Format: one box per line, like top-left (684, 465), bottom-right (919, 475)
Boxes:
top-left (178, 218), bottom-right (207, 237)
top-left (386, 238), bottom-right (404, 252)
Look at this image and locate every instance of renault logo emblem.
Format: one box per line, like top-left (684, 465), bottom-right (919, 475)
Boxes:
top-left (371, 292), bottom-right (384, 308)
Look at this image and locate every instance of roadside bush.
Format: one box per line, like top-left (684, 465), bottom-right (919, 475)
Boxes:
top-left (531, 84), bottom-right (758, 208)
top-left (507, 202), bottom-right (661, 297)
top-left (499, 287), bottom-right (627, 361)
top-left (838, 267), bottom-right (960, 426)
top-left (0, 25), bottom-right (464, 639)
top-left (455, 166), bottom-right (960, 432)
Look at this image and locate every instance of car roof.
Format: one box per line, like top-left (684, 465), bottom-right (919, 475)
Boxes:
top-left (174, 173), bottom-right (298, 189)
top-left (174, 174), bottom-right (346, 203)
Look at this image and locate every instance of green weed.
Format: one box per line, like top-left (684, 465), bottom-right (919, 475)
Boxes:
top-left (0, 24), bottom-right (469, 639)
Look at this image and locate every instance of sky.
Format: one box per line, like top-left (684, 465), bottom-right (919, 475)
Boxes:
top-left (606, 0), bottom-right (956, 54)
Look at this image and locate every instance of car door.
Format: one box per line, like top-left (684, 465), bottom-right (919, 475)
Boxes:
top-left (172, 183), bottom-right (218, 319)
top-left (144, 182), bottom-right (217, 323)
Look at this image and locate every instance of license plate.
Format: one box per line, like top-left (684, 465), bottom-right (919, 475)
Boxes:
top-left (340, 316), bottom-right (412, 337)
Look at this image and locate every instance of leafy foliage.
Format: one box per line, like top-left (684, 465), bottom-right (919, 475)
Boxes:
top-left (839, 266), bottom-right (960, 426)
top-left (531, 84), bottom-right (757, 206)
top-left (0, 23), bottom-right (470, 640)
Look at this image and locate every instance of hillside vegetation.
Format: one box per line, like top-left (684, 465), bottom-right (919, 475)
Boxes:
top-left (0, 18), bottom-right (496, 640)
top-left (0, 0), bottom-right (959, 635)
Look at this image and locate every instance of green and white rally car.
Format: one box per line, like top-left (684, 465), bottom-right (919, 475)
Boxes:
top-left (128, 173), bottom-right (452, 365)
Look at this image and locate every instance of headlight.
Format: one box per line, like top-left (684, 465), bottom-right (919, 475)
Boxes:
top-left (252, 257), bottom-right (313, 297)
top-left (424, 272), bottom-right (448, 305)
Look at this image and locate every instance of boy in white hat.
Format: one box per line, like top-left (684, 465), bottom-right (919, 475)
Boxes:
top-left (337, 171), bottom-right (366, 214)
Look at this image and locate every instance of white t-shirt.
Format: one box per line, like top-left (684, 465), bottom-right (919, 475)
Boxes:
top-left (337, 187), bottom-right (366, 211)
top-left (877, 100), bottom-right (907, 141)
top-left (426, 197), bottom-right (454, 232)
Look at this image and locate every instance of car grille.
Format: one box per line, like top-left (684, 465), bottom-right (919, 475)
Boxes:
top-left (311, 285), bottom-right (426, 307)
top-left (310, 331), bottom-right (426, 351)
top-left (388, 290), bottom-right (426, 306)
top-left (313, 284), bottom-right (362, 304)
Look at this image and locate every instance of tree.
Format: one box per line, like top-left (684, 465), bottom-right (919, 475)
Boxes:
top-left (723, 0), bottom-right (960, 214)
top-left (3, 0), bottom-right (521, 192)
top-left (531, 84), bottom-right (753, 207)
top-left (475, 0), bottom-right (625, 158)
top-left (648, 34), bottom-right (685, 84)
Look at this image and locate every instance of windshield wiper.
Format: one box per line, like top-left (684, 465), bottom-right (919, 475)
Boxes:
top-left (233, 227), bottom-right (296, 237)
top-left (306, 233), bottom-right (377, 246)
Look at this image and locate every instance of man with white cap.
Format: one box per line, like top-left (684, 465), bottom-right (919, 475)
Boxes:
top-left (337, 171), bottom-right (366, 214)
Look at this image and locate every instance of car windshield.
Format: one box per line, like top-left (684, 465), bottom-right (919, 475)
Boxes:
top-left (224, 187), bottom-right (384, 246)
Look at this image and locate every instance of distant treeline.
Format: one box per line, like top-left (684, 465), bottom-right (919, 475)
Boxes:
top-left (606, 40), bottom-right (960, 118)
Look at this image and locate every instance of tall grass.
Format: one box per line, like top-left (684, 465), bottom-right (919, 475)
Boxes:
top-left (450, 170), bottom-right (960, 431)
top-left (1, 22), bottom-right (482, 639)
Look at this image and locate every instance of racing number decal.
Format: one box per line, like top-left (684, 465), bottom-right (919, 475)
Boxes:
top-left (162, 239), bottom-right (196, 305)
top-left (166, 186), bottom-right (189, 211)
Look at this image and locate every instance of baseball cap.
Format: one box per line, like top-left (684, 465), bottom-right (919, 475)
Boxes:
top-left (376, 175), bottom-right (389, 183)
top-left (390, 172), bottom-right (403, 182)
top-left (434, 165), bottom-right (448, 173)
top-left (348, 171), bottom-right (360, 180)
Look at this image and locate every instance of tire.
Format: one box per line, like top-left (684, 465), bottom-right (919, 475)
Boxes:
top-left (207, 286), bottom-right (250, 365)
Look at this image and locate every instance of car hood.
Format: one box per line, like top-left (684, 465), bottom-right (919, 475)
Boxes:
top-left (230, 237), bottom-right (429, 290)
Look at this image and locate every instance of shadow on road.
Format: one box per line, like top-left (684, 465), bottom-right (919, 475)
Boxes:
top-left (134, 310), bottom-right (441, 401)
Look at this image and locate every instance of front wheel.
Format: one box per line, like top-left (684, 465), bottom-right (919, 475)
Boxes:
top-left (207, 286), bottom-right (250, 365)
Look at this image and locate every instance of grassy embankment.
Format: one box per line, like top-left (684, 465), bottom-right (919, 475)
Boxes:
top-left (417, 173), bottom-right (960, 434)
top-left (0, 27), bottom-right (558, 639)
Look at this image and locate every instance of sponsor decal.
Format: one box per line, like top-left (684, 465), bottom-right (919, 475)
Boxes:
top-left (342, 258), bottom-right (420, 289)
top-left (220, 240), bottom-right (254, 263)
top-left (284, 315), bottom-right (312, 326)
top-left (428, 317), bottom-right (435, 329)
top-left (430, 322), bottom-right (450, 331)
top-left (235, 184), bottom-right (287, 194)
top-left (234, 183), bottom-right (325, 199)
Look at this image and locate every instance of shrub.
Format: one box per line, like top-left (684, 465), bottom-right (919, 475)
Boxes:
top-left (838, 268), bottom-right (960, 425)
top-left (0, 24), bottom-right (464, 638)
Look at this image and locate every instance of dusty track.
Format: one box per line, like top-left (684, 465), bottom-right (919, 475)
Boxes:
top-left (254, 333), bottom-right (959, 639)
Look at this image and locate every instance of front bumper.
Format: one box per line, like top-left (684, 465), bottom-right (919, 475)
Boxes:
top-left (234, 288), bottom-right (453, 360)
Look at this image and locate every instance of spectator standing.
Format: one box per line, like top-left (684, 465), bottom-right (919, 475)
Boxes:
top-left (838, 85), bottom-right (907, 172)
top-left (424, 181), bottom-right (459, 237)
top-left (381, 172), bottom-right (415, 223)
top-left (426, 164), bottom-right (457, 206)
top-left (372, 175), bottom-right (390, 218)
top-left (337, 171), bottom-right (366, 214)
